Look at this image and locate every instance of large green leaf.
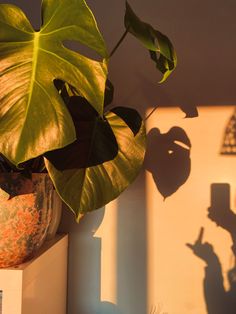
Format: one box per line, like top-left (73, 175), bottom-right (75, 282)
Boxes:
top-left (44, 96), bottom-right (119, 170)
top-left (0, 0), bottom-right (108, 166)
top-left (124, 1), bottom-right (177, 82)
top-left (44, 103), bottom-right (146, 220)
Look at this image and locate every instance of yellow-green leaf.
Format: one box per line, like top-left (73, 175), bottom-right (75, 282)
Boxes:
top-left (0, 0), bottom-right (108, 165)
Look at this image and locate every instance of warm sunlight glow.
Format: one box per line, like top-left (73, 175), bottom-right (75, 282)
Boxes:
top-left (146, 106), bottom-right (236, 313)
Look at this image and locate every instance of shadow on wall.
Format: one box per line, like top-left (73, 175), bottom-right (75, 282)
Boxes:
top-left (144, 126), bottom-right (191, 199)
top-left (58, 125), bottom-right (194, 314)
top-left (187, 183), bottom-right (236, 314)
top-left (116, 170), bottom-right (147, 314)
top-left (59, 207), bottom-right (121, 314)
top-left (59, 171), bottom-right (148, 314)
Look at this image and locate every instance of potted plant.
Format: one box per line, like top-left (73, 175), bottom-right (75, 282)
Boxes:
top-left (0, 0), bottom-right (190, 267)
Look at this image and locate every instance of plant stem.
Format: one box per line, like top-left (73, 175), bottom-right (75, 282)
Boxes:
top-left (109, 29), bottom-right (129, 58)
top-left (144, 107), bottom-right (158, 121)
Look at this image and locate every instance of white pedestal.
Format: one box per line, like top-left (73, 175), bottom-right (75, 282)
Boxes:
top-left (0, 234), bottom-right (68, 314)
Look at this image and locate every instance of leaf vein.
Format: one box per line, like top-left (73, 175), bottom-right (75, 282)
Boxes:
top-left (40, 3), bottom-right (63, 32)
top-left (40, 25), bottom-right (75, 36)
top-left (39, 46), bottom-right (73, 69)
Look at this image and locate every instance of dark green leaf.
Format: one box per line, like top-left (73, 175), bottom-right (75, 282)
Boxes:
top-left (45, 96), bottom-right (118, 170)
top-left (125, 1), bottom-right (177, 82)
top-left (111, 106), bottom-right (142, 136)
top-left (44, 106), bottom-right (146, 220)
top-left (104, 79), bottom-right (114, 107)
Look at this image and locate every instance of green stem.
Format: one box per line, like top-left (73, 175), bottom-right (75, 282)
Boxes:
top-left (144, 107), bottom-right (158, 121)
top-left (109, 29), bottom-right (129, 58)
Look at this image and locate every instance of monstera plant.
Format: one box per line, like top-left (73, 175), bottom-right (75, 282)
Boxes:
top-left (0, 0), bottom-right (178, 222)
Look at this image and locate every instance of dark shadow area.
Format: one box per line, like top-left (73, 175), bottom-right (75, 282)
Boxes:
top-left (208, 183), bottom-right (236, 248)
top-left (144, 127), bottom-right (191, 199)
top-left (58, 206), bottom-right (121, 314)
top-left (0, 291), bottom-right (2, 314)
top-left (0, 172), bottom-right (52, 198)
top-left (116, 170), bottom-right (147, 314)
top-left (46, 82), bottom-right (143, 172)
top-left (44, 94), bottom-right (118, 170)
top-left (187, 183), bottom-right (236, 314)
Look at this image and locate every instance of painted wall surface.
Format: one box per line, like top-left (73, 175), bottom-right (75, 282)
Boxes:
top-left (60, 106), bottom-right (236, 314)
top-left (2, 0), bottom-right (236, 111)
top-left (1, 1), bottom-right (236, 313)
top-left (145, 106), bottom-right (236, 314)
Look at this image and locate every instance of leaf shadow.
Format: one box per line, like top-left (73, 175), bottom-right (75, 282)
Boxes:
top-left (144, 126), bottom-right (191, 198)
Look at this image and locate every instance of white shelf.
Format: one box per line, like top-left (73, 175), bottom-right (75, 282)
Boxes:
top-left (0, 234), bottom-right (68, 314)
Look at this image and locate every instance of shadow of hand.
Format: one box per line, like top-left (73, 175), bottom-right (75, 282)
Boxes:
top-left (208, 206), bottom-right (236, 234)
top-left (186, 227), bottom-right (218, 263)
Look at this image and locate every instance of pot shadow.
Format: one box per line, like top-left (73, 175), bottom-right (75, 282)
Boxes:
top-left (58, 206), bottom-right (121, 314)
top-left (187, 183), bottom-right (236, 314)
top-left (115, 170), bottom-right (148, 314)
top-left (144, 127), bottom-right (191, 199)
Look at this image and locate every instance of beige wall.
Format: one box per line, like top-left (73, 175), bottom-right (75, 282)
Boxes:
top-left (145, 106), bottom-right (236, 313)
top-left (3, 1), bottom-right (236, 313)
top-left (60, 106), bottom-right (236, 314)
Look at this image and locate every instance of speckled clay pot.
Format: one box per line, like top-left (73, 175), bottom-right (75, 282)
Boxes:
top-left (0, 173), bottom-right (54, 268)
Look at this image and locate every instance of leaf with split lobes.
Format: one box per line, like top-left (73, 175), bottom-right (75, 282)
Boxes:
top-left (44, 105), bottom-right (146, 220)
top-left (0, 0), bottom-right (108, 166)
top-left (124, 1), bottom-right (177, 82)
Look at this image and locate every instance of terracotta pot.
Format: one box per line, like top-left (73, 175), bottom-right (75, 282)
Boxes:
top-left (0, 173), bottom-right (54, 268)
